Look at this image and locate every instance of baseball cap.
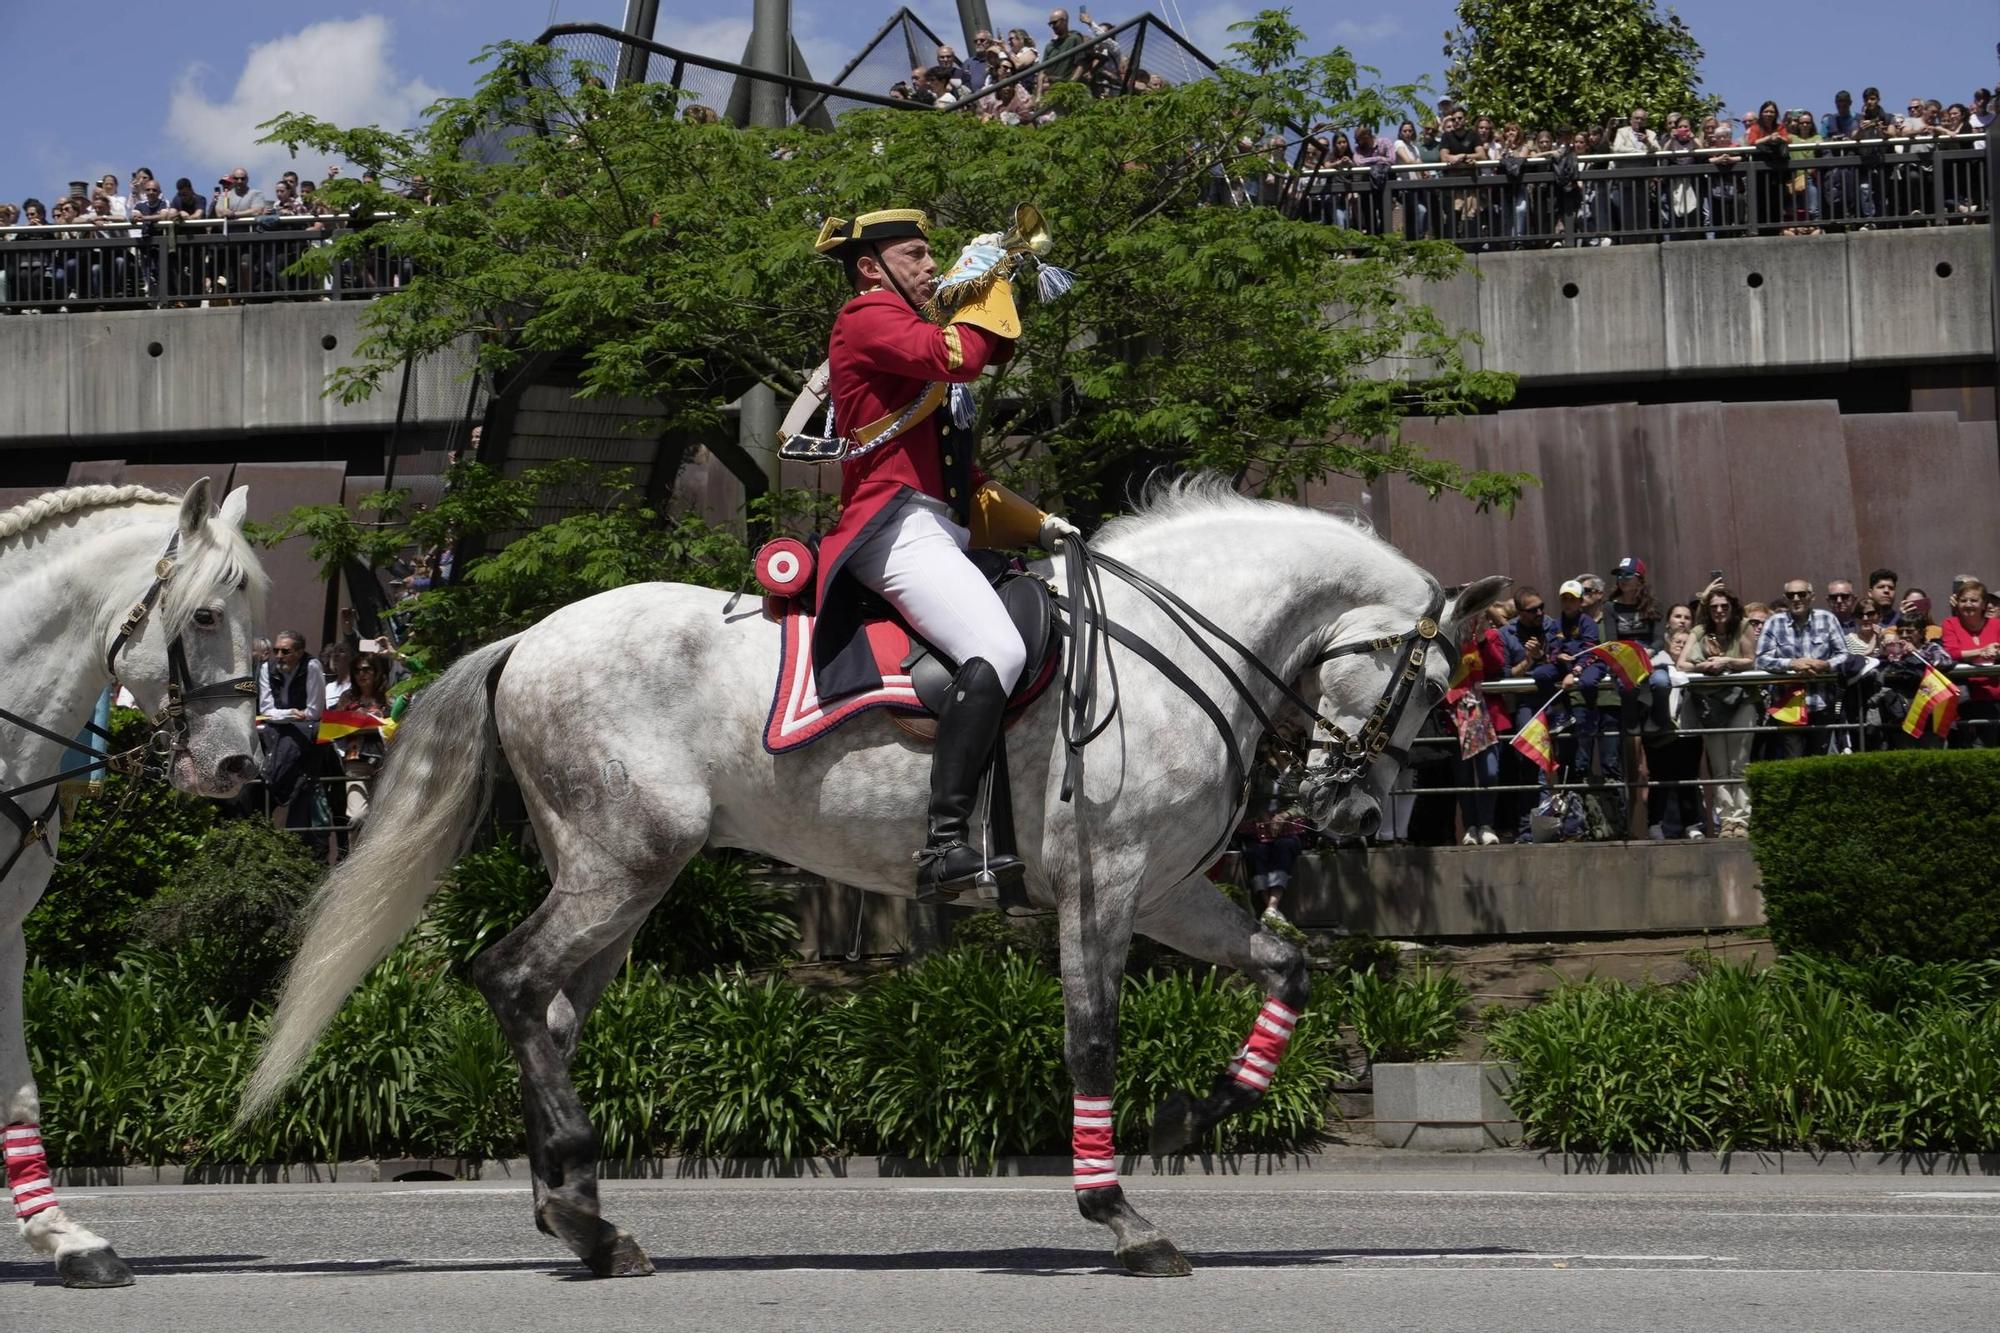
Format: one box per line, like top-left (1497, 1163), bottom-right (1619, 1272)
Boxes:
top-left (1612, 556), bottom-right (1646, 579)
top-left (1559, 580), bottom-right (1586, 599)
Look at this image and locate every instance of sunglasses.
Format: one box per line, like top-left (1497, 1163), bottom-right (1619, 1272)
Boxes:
top-left (1785, 590), bottom-right (1813, 599)
top-left (1828, 593), bottom-right (1856, 601)
top-left (1747, 618), bottom-right (1768, 627)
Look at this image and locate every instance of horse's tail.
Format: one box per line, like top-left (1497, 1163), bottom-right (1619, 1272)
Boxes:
top-left (239, 634), bottom-right (521, 1123)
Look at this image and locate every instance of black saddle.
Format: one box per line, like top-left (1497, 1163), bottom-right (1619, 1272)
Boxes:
top-left (900, 552), bottom-right (1057, 716)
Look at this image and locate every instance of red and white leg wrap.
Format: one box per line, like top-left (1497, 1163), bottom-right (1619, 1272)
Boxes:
top-left (1071, 1096), bottom-right (1118, 1191)
top-left (5, 1123), bottom-right (57, 1220)
top-left (1226, 998), bottom-right (1299, 1093)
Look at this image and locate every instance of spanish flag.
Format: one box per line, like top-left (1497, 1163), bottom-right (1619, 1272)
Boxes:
top-left (1449, 645), bottom-right (1481, 691)
top-left (1902, 664), bottom-right (1960, 739)
top-left (1510, 705), bottom-right (1559, 773)
top-left (1587, 640), bottom-right (1653, 691)
top-left (315, 709), bottom-right (398, 745)
top-left (1768, 685), bottom-right (1808, 726)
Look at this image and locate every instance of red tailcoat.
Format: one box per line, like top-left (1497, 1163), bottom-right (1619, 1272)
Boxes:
top-left (810, 288), bottom-right (1008, 701)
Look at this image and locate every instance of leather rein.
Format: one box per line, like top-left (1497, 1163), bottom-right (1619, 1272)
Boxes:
top-left (1053, 535), bottom-right (1447, 880)
top-left (0, 526), bottom-right (258, 882)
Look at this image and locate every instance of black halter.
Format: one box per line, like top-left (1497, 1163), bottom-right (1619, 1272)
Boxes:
top-left (1054, 538), bottom-right (1448, 880)
top-left (0, 526), bottom-right (257, 882)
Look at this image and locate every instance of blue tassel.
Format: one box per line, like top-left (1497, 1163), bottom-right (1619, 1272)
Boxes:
top-left (950, 382), bottom-right (976, 428)
top-left (1037, 264), bottom-right (1076, 302)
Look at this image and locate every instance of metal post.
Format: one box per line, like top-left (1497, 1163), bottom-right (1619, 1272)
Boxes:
top-left (739, 0), bottom-right (790, 494)
top-left (954, 0), bottom-right (993, 53)
top-left (747, 0), bottom-right (790, 131)
top-left (615, 0), bottom-right (661, 89)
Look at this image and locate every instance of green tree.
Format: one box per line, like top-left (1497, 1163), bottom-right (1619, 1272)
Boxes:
top-left (261, 10), bottom-right (1522, 532)
top-left (1443, 0), bottom-right (1719, 133)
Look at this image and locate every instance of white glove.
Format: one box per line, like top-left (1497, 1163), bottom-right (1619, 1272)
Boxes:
top-left (1039, 513), bottom-right (1080, 550)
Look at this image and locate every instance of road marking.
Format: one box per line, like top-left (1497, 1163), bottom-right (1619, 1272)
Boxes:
top-left (376, 1188), bottom-right (532, 1197)
top-left (1891, 1191), bottom-right (2000, 1199)
top-left (1703, 1211), bottom-right (2000, 1220)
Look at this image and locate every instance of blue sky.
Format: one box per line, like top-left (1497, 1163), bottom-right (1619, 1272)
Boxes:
top-left (2, 1), bottom-right (1993, 199)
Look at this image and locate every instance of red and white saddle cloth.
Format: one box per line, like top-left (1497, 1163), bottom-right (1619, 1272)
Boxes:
top-left (764, 605), bottom-right (926, 754)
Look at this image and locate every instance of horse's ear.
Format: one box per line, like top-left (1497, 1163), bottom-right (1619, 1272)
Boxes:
top-left (178, 477), bottom-right (215, 539)
top-left (1446, 574), bottom-right (1511, 629)
top-left (218, 485), bottom-right (251, 531)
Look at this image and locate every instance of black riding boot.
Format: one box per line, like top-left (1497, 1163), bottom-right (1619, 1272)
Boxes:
top-left (916, 657), bottom-right (1023, 902)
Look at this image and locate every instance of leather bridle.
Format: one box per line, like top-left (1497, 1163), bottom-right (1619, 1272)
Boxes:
top-left (0, 525), bottom-right (257, 882)
top-left (1054, 538), bottom-right (1449, 880)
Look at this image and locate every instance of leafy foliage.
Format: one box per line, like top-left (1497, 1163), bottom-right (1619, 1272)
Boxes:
top-left (26, 708), bottom-right (216, 969)
top-left (1488, 957), bottom-right (2000, 1153)
top-left (657, 971), bottom-right (849, 1158)
top-left (426, 837), bottom-right (799, 976)
top-left (136, 818), bottom-right (325, 1011)
top-left (1443, 0), bottom-right (1721, 133)
top-left (837, 949), bottom-right (1069, 1163)
top-left (1748, 750), bottom-right (2000, 961)
top-left (1344, 965), bottom-right (1470, 1063)
top-left (258, 14), bottom-right (1522, 535)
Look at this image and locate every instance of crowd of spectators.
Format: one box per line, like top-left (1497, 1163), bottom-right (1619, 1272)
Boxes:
top-left (0, 164), bottom-right (426, 310)
top-left (1273, 87), bottom-right (1991, 245)
top-left (1237, 558), bottom-right (2000, 893)
top-left (888, 8), bottom-right (1169, 126)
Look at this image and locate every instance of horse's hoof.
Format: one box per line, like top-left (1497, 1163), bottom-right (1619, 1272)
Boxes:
top-left (1118, 1237), bottom-right (1193, 1278)
top-left (59, 1246), bottom-right (136, 1289)
top-left (585, 1233), bottom-right (654, 1278)
top-left (1148, 1090), bottom-right (1199, 1156)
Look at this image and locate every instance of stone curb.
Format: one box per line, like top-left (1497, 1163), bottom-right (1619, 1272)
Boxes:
top-left (52, 1148), bottom-right (2000, 1187)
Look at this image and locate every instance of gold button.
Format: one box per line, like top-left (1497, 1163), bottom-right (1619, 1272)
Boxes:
top-left (949, 487), bottom-right (959, 498)
top-left (943, 455), bottom-right (954, 466)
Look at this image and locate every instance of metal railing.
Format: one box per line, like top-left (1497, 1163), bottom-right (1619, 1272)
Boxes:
top-left (0, 216), bottom-right (403, 312)
top-left (1371, 661), bottom-right (2000, 839)
top-left (1277, 135), bottom-right (1990, 248)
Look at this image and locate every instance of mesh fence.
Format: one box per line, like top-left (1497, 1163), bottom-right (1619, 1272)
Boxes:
top-left (825, 12), bottom-right (950, 103)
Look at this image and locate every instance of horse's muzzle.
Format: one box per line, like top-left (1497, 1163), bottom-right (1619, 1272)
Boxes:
top-left (1322, 791), bottom-right (1381, 840)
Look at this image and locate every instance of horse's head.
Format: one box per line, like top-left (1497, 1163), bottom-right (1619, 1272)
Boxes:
top-left (111, 479), bottom-right (267, 798)
top-left (1299, 573), bottom-right (1512, 840)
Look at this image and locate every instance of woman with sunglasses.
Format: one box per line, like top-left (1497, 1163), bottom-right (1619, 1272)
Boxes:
top-left (334, 654), bottom-right (394, 834)
top-left (1678, 583), bottom-right (1758, 837)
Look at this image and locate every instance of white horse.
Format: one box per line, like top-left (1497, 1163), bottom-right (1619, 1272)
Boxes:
top-left (0, 480), bottom-right (265, 1287)
top-left (245, 478), bottom-right (1505, 1278)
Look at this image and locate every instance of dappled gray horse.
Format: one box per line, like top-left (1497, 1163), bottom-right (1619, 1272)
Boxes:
top-left (0, 481), bottom-right (265, 1287)
top-left (245, 478), bottom-right (1505, 1278)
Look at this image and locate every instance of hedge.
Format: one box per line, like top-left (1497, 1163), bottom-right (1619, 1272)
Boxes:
top-left (23, 945), bottom-right (1468, 1167)
top-left (1748, 748), bottom-right (2000, 961)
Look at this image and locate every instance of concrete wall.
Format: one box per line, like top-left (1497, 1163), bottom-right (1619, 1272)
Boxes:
top-left (1384, 226), bottom-right (1991, 385)
top-left (0, 302), bottom-right (476, 443)
top-left (1367, 399), bottom-right (2000, 616)
top-left (1289, 842), bottom-right (1765, 938)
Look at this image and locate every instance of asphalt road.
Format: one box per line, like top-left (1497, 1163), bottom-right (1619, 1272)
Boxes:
top-left (6, 1172), bottom-right (2000, 1331)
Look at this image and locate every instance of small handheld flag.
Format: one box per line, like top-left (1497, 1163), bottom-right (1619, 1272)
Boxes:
top-left (1768, 685), bottom-right (1808, 726)
top-left (1510, 706), bottom-right (1559, 773)
top-left (315, 710), bottom-right (398, 745)
top-left (1586, 640), bottom-right (1653, 691)
top-left (1901, 664), bottom-right (1960, 739)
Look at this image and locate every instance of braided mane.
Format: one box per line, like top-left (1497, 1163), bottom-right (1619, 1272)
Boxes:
top-left (0, 484), bottom-right (179, 546)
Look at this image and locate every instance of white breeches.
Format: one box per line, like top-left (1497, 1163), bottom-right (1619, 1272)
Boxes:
top-left (845, 498), bottom-right (1027, 691)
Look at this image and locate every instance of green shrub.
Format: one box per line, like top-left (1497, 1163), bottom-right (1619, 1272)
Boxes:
top-left (1346, 966), bottom-right (1469, 1063)
top-left (26, 708), bottom-right (215, 969)
top-left (137, 818), bottom-right (324, 1010)
top-left (24, 953), bottom-right (196, 1164)
top-left (838, 949), bottom-right (1068, 1162)
top-left (1488, 959), bottom-right (2000, 1153)
top-left (1749, 749), bottom-right (2000, 960)
top-left (1115, 970), bottom-right (1348, 1152)
top-left (427, 839), bottom-right (799, 974)
top-left (658, 971), bottom-right (846, 1158)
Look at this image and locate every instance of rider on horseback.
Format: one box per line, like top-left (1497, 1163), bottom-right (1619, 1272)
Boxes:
top-left (799, 208), bottom-right (1077, 901)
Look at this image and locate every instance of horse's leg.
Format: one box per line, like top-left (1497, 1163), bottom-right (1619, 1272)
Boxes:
top-left (0, 920), bottom-right (133, 1287)
top-left (1056, 886), bottom-right (1193, 1278)
top-left (1133, 875), bottom-right (1311, 1155)
top-left (469, 848), bottom-right (686, 1278)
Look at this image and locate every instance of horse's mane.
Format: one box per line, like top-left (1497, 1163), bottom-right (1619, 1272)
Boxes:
top-left (0, 484), bottom-right (179, 544)
top-left (1097, 473), bottom-right (1379, 545)
top-left (0, 483), bottom-right (268, 635)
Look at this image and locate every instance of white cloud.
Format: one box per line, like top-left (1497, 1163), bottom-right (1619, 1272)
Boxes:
top-left (1329, 18), bottom-right (1403, 46)
top-left (166, 16), bottom-right (444, 190)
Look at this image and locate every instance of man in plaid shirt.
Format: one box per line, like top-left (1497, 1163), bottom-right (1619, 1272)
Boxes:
top-left (1755, 578), bottom-right (1850, 757)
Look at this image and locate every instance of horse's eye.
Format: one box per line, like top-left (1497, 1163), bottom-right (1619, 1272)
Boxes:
top-left (192, 608), bottom-right (221, 629)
